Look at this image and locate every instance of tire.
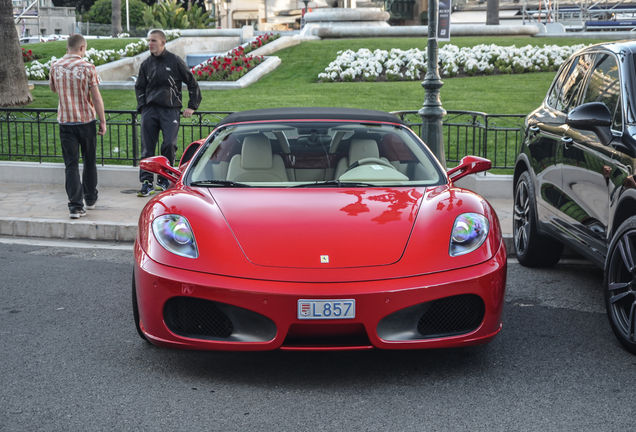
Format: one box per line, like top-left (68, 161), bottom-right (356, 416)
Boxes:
top-left (132, 272), bottom-right (148, 341)
top-left (604, 216), bottom-right (636, 354)
top-left (513, 171), bottom-right (564, 267)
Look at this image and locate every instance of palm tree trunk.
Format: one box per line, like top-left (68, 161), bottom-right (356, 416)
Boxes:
top-left (0, 0), bottom-right (33, 107)
top-left (112, 0), bottom-right (122, 37)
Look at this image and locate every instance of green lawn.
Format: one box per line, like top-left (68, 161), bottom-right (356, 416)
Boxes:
top-left (24, 36), bottom-right (616, 115)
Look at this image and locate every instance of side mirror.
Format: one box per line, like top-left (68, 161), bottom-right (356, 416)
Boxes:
top-left (446, 156), bottom-right (491, 182)
top-left (139, 156), bottom-right (182, 183)
top-left (566, 102), bottom-right (613, 146)
top-left (179, 140), bottom-right (203, 170)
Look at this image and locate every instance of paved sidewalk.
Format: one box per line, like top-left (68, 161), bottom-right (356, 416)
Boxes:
top-left (0, 183), bottom-right (142, 242)
top-left (0, 181), bottom-right (514, 249)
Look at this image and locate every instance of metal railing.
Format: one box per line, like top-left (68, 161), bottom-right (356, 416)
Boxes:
top-left (0, 108), bottom-right (526, 170)
top-left (0, 108), bottom-right (233, 166)
top-left (392, 110), bottom-right (526, 170)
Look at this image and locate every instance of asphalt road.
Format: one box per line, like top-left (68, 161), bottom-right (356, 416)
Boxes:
top-left (1, 240), bottom-right (635, 431)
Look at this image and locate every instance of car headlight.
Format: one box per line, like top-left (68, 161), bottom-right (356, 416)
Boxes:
top-left (152, 214), bottom-right (199, 259)
top-left (449, 213), bottom-right (489, 257)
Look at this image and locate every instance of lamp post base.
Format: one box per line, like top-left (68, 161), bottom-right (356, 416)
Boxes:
top-left (419, 76), bottom-right (446, 170)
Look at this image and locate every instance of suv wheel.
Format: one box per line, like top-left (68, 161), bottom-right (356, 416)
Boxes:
top-left (605, 216), bottom-right (636, 354)
top-left (513, 171), bottom-right (563, 267)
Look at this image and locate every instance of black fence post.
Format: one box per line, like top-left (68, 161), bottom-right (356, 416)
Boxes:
top-left (483, 115), bottom-right (489, 161)
top-left (132, 112), bottom-right (139, 167)
top-left (5, 110), bottom-right (12, 161)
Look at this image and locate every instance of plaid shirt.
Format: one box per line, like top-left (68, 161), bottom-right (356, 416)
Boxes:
top-left (50, 54), bottom-right (100, 124)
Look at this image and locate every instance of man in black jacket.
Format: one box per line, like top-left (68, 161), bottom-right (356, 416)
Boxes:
top-left (135, 29), bottom-right (202, 196)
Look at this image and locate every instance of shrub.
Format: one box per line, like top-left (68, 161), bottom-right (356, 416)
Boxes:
top-left (85, 0), bottom-right (147, 27)
top-left (22, 48), bottom-right (42, 62)
top-left (192, 47), bottom-right (264, 82)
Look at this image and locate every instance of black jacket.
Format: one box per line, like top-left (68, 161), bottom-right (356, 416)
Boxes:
top-left (135, 49), bottom-right (202, 113)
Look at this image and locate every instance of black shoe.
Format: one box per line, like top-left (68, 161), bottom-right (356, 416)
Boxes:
top-left (85, 199), bottom-right (97, 210)
top-left (70, 208), bottom-right (87, 219)
top-left (155, 178), bottom-right (170, 192)
top-left (138, 181), bottom-right (155, 197)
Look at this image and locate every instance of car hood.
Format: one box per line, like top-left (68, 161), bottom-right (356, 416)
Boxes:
top-left (209, 188), bottom-right (424, 269)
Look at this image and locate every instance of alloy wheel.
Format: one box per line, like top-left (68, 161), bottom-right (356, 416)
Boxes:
top-left (607, 228), bottom-right (636, 345)
top-left (513, 179), bottom-right (531, 257)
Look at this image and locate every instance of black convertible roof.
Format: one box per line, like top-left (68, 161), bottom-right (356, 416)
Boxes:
top-left (216, 107), bottom-right (407, 127)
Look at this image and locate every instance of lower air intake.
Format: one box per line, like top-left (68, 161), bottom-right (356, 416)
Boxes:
top-left (377, 294), bottom-right (485, 341)
top-left (164, 297), bottom-right (234, 339)
top-left (163, 297), bottom-right (277, 342)
top-left (417, 294), bottom-right (485, 338)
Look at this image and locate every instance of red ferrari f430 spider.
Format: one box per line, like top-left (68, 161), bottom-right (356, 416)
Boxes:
top-left (133, 108), bottom-right (507, 351)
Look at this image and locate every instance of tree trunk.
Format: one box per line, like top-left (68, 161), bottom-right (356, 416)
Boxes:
top-left (486, 0), bottom-right (499, 25)
top-left (112, 0), bottom-right (122, 37)
top-left (0, 0), bottom-right (33, 107)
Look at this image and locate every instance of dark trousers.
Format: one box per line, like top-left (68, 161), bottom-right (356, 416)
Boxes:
top-left (59, 121), bottom-right (98, 212)
top-left (139, 106), bottom-right (180, 184)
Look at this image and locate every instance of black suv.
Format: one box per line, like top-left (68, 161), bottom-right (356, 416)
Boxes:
top-left (513, 40), bottom-right (636, 354)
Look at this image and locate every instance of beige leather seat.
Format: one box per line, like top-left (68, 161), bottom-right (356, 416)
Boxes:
top-left (334, 139), bottom-right (384, 179)
top-left (226, 135), bottom-right (289, 182)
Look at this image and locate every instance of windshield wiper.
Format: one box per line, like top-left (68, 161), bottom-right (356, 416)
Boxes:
top-left (190, 180), bottom-right (252, 188)
top-left (290, 180), bottom-right (377, 188)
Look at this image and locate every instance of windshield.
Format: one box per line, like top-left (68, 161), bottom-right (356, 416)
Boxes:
top-left (186, 121), bottom-right (445, 187)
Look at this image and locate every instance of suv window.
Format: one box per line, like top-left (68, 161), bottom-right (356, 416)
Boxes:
top-left (547, 58), bottom-right (574, 109)
top-left (582, 53), bottom-right (622, 131)
top-left (556, 54), bottom-right (595, 113)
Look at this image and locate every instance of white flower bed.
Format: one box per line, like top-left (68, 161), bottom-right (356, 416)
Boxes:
top-left (25, 29), bottom-right (180, 80)
top-left (318, 43), bottom-right (588, 82)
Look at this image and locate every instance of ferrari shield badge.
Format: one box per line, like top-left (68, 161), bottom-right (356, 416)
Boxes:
top-left (320, 255), bottom-right (329, 263)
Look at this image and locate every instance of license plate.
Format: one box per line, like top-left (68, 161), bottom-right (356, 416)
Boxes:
top-left (297, 299), bottom-right (355, 320)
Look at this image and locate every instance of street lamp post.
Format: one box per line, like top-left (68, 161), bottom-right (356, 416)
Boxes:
top-left (224, 0), bottom-right (231, 28)
top-left (418, 0), bottom-right (447, 169)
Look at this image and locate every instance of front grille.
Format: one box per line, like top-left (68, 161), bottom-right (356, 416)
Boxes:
top-left (417, 294), bottom-right (484, 338)
top-left (164, 297), bottom-right (234, 339)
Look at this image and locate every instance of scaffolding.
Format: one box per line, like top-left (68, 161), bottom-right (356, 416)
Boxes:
top-left (13, 0), bottom-right (42, 40)
top-left (522, 0), bottom-right (636, 30)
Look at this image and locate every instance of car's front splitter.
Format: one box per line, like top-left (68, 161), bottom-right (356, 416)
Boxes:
top-left (134, 242), bottom-right (507, 351)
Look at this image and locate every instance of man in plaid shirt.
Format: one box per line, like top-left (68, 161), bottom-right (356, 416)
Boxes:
top-left (49, 34), bottom-right (107, 219)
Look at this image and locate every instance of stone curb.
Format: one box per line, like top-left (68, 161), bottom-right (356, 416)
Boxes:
top-left (503, 234), bottom-right (513, 256)
top-left (0, 217), bottom-right (137, 242)
top-left (249, 36), bottom-right (300, 57)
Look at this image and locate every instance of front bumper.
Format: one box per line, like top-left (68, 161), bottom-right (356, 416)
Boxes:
top-left (134, 241), bottom-right (507, 351)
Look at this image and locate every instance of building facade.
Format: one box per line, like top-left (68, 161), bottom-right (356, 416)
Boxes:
top-left (14, 0), bottom-right (76, 39)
